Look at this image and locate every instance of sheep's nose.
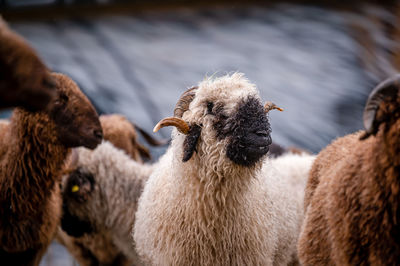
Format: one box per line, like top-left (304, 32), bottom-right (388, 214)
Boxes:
top-left (93, 129), bottom-right (103, 140)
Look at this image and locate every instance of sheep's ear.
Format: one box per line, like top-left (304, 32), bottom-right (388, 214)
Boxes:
top-left (182, 125), bottom-right (202, 162)
top-left (131, 123), bottom-right (169, 161)
top-left (134, 123), bottom-right (170, 146)
top-left (360, 75), bottom-right (400, 140)
top-left (137, 143), bottom-right (152, 161)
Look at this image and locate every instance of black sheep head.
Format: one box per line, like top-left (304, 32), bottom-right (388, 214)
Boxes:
top-left (154, 73), bottom-right (283, 168)
top-left (212, 96), bottom-right (272, 167)
top-left (61, 167), bottom-right (95, 237)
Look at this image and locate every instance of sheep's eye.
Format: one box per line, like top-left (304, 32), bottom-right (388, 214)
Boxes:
top-left (55, 94), bottom-right (69, 105)
top-left (60, 94), bottom-right (69, 102)
top-left (207, 102), bottom-right (214, 114)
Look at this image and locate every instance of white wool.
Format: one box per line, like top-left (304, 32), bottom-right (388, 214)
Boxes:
top-left (134, 73), bottom-right (315, 265)
top-left (64, 141), bottom-right (153, 262)
top-left (265, 152), bottom-right (316, 209)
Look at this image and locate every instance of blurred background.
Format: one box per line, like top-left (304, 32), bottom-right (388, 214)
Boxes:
top-left (1, 0), bottom-right (399, 265)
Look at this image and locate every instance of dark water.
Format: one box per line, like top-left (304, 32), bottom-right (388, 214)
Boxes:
top-left (6, 3), bottom-right (395, 265)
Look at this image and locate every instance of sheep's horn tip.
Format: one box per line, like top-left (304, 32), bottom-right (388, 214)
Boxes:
top-left (264, 102), bottom-right (283, 112)
top-left (153, 123), bottom-right (161, 133)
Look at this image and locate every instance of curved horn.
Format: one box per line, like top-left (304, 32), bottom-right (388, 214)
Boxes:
top-left (153, 86), bottom-right (197, 136)
top-left (153, 117), bottom-right (190, 135)
top-left (174, 86), bottom-right (198, 118)
top-left (264, 101), bottom-right (284, 113)
top-left (361, 75), bottom-right (400, 140)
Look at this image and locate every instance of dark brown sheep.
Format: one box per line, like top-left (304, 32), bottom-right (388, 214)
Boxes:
top-left (57, 114), bottom-right (166, 266)
top-left (0, 17), bottom-right (56, 111)
top-left (298, 75), bottom-right (400, 265)
top-left (0, 73), bottom-right (102, 266)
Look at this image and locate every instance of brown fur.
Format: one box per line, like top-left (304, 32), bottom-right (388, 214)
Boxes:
top-left (299, 95), bottom-right (400, 265)
top-left (0, 73), bottom-right (101, 266)
top-left (0, 17), bottom-right (55, 111)
top-left (58, 114), bottom-right (164, 266)
top-left (100, 114), bottom-right (165, 162)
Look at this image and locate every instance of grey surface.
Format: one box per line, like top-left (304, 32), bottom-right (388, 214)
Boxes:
top-left (6, 3), bottom-right (395, 265)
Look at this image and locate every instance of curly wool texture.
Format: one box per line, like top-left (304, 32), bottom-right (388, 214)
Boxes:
top-left (60, 141), bottom-right (153, 264)
top-left (0, 73), bottom-right (101, 265)
top-left (134, 73), bottom-right (314, 266)
top-left (298, 81), bottom-right (400, 265)
top-left (58, 114), bottom-right (161, 266)
top-left (298, 113), bottom-right (400, 265)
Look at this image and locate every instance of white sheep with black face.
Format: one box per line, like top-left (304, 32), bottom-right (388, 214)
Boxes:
top-left (134, 73), bottom-right (313, 266)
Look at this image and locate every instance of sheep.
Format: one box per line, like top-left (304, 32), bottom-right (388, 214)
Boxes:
top-left (134, 73), bottom-right (314, 265)
top-left (0, 17), bottom-right (56, 111)
top-left (57, 114), bottom-right (166, 266)
top-left (57, 142), bottom-right (312, 266)
top-left (59, 141), bottom-right (154, 265)
top-left (298, 75), bottom-right (400, 265)
top-left (0, 73), bottom-right (102, 265)
top-left (0, 114), bottom-right (162, 265)
top-left (56, 116), bottom-right (311, 266)
top-left (99, 114), bottom-right (167, 162)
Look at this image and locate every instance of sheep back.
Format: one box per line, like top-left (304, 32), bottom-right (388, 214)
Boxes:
top-left (298, 129), bottom-right (400, 265)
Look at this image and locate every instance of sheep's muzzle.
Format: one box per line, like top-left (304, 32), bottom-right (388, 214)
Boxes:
top-left (216, 96), bottom-right (273, 167)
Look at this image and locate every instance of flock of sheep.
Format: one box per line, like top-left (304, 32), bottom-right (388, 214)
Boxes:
top-left (0, 14), bottom-right (399, 266)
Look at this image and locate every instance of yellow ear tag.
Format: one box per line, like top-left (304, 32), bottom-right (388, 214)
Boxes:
top-left (71, 185), bottom-right (80, 193)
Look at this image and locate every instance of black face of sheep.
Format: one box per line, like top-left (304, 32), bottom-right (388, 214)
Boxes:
top-left (61, 167), bottom-right (95, 237)
top-left (64, 167), bottom-right (95, 203)
top-left (0, 18), bottom-right (56, 111)
top-left (154, 84), bottom-right (282, 167)
top-left (213, 96), bottom-right (272, 166)
top-left (49, 73), bottom-right (103, 149)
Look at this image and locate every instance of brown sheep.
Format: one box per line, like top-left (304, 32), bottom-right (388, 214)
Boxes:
top-left (100, 114), bottom-right (167, 162)
top-left (298, 75), bottom-right (400, 265)
top-left (0, 73), bottom-right (102, 266)
top-left (0, 17), bottom-right (56, 111)
top-left (57, 114), bottom-right (166, 266)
